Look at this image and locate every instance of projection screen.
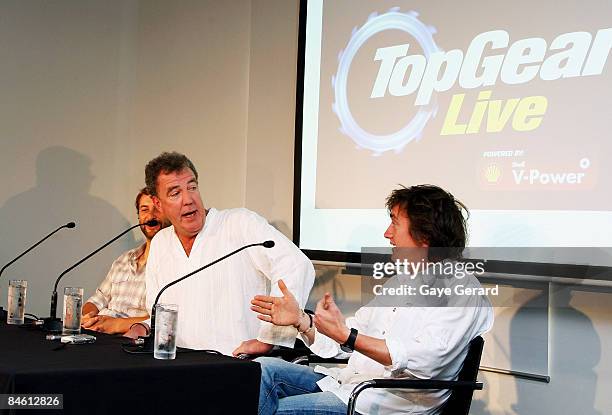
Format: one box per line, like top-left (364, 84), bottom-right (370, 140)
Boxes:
top-left (294, 0), bottom-right (612, 264)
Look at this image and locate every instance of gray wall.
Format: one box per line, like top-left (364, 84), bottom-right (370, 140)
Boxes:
top-left (0, 1), bottom-right (610, 414)
top-left (0, 0), bottom-right (255, 315)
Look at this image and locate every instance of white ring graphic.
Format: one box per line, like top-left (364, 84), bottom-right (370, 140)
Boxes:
top-left (332, 9), bottom-right (440, 155)
top-left (580, 158), bottom-right (590, 169)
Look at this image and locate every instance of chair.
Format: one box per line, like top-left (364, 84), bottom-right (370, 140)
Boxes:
top-left (266, 338), bottom-right (311, 361)
top-left (293, 336), bottom-right (485, 415)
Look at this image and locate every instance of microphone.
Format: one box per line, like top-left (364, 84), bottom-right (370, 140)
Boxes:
top-left (0, 222), bottom-right (76, 278)
top-left (0, 222), bottom-right (76, 320)
top-left (42, 219), bottom-right (159, 331)
top-left (133, 240), bottom-right (275, 353)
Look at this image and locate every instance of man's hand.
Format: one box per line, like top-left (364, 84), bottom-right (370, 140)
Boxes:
top-left (81, 315), bottom-right (126, 335)
top-left (81, 311), bottom-right (98, 328)
top-left (250, 279), bottom-right (300, 327)
top-left (314, 293), bottom-right (350, 344)
top-left (81, 302), bottom-right (99, 318)
top-left (123, 323), bottom-right (149, 339)
top-left (232, 339), bottom-right (274, 357)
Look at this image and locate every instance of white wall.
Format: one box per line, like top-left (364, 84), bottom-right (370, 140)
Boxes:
top-left (0, 0), bottom-right (253, 315)
top-left (132, 0), bottom-right (252, 210)
top-left (474, 283), bottom-right (612, 415)
top-left (245, 0), bottom-right (300, 237)
top-left (0, 0), bottom-right (142, 316)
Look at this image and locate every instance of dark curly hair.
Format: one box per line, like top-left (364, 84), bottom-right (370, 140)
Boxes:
top-left (145, 152), bottom-right (198, 196)
top-left (386, 184), bottom-right (468, 260)
top-left (134, 187), bottom-right (152, 212)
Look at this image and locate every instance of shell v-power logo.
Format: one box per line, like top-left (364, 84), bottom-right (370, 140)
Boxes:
top-left (332, 8), bottom-right (612, 155)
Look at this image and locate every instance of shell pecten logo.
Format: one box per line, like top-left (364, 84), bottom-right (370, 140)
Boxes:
top-left (484, 164), bottom-right (502, 183)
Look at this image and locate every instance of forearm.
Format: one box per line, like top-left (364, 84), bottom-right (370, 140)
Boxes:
top-left (117, 316), bottom-right (148, 333)
top-left (296, 312), bottom-right (316, 344)
top-left (323, 325), bottom-right (392, 366)
top-left (353, 333), bottom-right (392, 366)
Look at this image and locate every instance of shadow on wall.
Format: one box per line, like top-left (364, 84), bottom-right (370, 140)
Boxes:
top-left (0, 146), bottom-right (135, 316)
top-left (510, 286), bottom-right (601, 415)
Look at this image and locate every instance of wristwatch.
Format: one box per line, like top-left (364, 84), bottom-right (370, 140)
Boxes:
top-left (340, 328), bottom-right (358, 352)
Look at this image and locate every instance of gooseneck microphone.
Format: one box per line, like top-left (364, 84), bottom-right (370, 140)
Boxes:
top-left (0, 222), bottom-right (76, 279)
top-left (0, 222), bottom-right (76, 319)
top-left (134, 240), bottom-right (275, 352)
top-left (42, 219), bottom-right (159, 331)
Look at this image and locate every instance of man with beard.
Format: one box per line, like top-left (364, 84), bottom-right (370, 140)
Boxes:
top-left (81, 188), bottom-right (168, 334)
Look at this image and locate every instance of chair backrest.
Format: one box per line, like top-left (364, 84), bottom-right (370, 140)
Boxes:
top-left (440, 336), bottom-right (484, 415)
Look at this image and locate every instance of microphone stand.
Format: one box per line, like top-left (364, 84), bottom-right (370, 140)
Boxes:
top-left (131, 240), bottom-right (275, 353)
top-left (42, 220), bottom-right (158, 332)
top-left (0, 222), bottom-right (76, 321)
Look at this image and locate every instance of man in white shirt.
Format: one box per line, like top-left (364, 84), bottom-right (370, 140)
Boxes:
top-left (126, 152), bottom-right (314, 357)
top-left (252, 185), bottom-right (494, 415)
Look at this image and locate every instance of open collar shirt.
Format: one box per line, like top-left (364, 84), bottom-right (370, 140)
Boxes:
top-left (308, 271), bottom-right (494, 415)
top-left (145, 208), bottom-right (315, 355)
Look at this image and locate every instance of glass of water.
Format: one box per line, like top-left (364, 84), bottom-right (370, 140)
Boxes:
top-left (7, 280), bottom-right (28, 325)
top-left (62, 287), bottom-right (84, 335)
top-left (154, 303), bottom-right (178, 360)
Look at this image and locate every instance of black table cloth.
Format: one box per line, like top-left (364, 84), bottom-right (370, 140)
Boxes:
top-left (0, 321), bottom-right (260, 414)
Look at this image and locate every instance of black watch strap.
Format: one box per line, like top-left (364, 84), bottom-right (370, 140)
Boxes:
top-left (302, 309), bottom-right (314, 332)
top-left (340, 328), bottom-right (358, 352)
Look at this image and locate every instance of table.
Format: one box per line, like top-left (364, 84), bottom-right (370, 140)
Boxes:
top-left (0, 321), bottom-right (260, 414)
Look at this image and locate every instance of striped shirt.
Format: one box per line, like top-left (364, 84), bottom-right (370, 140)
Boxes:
top-left (86, 244), bottom-right (149, 318)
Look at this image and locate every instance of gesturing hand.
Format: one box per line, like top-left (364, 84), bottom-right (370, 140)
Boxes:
top-left (250, 279), bottom-right (300, 327)
top-left (314, 293), bottom-right (349, 344)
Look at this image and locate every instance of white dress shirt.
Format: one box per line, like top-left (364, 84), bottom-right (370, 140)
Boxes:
top-left (307, 272), bottom-right (494, 415)
top-left (145, 208), bottom-right (315, 355)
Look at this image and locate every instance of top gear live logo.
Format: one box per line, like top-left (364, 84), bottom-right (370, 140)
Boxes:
top-left (332, 8), bottom-right (612, 155)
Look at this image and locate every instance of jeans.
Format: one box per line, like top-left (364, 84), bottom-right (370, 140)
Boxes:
top-left (255, 356), bottom-right (349, 415)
